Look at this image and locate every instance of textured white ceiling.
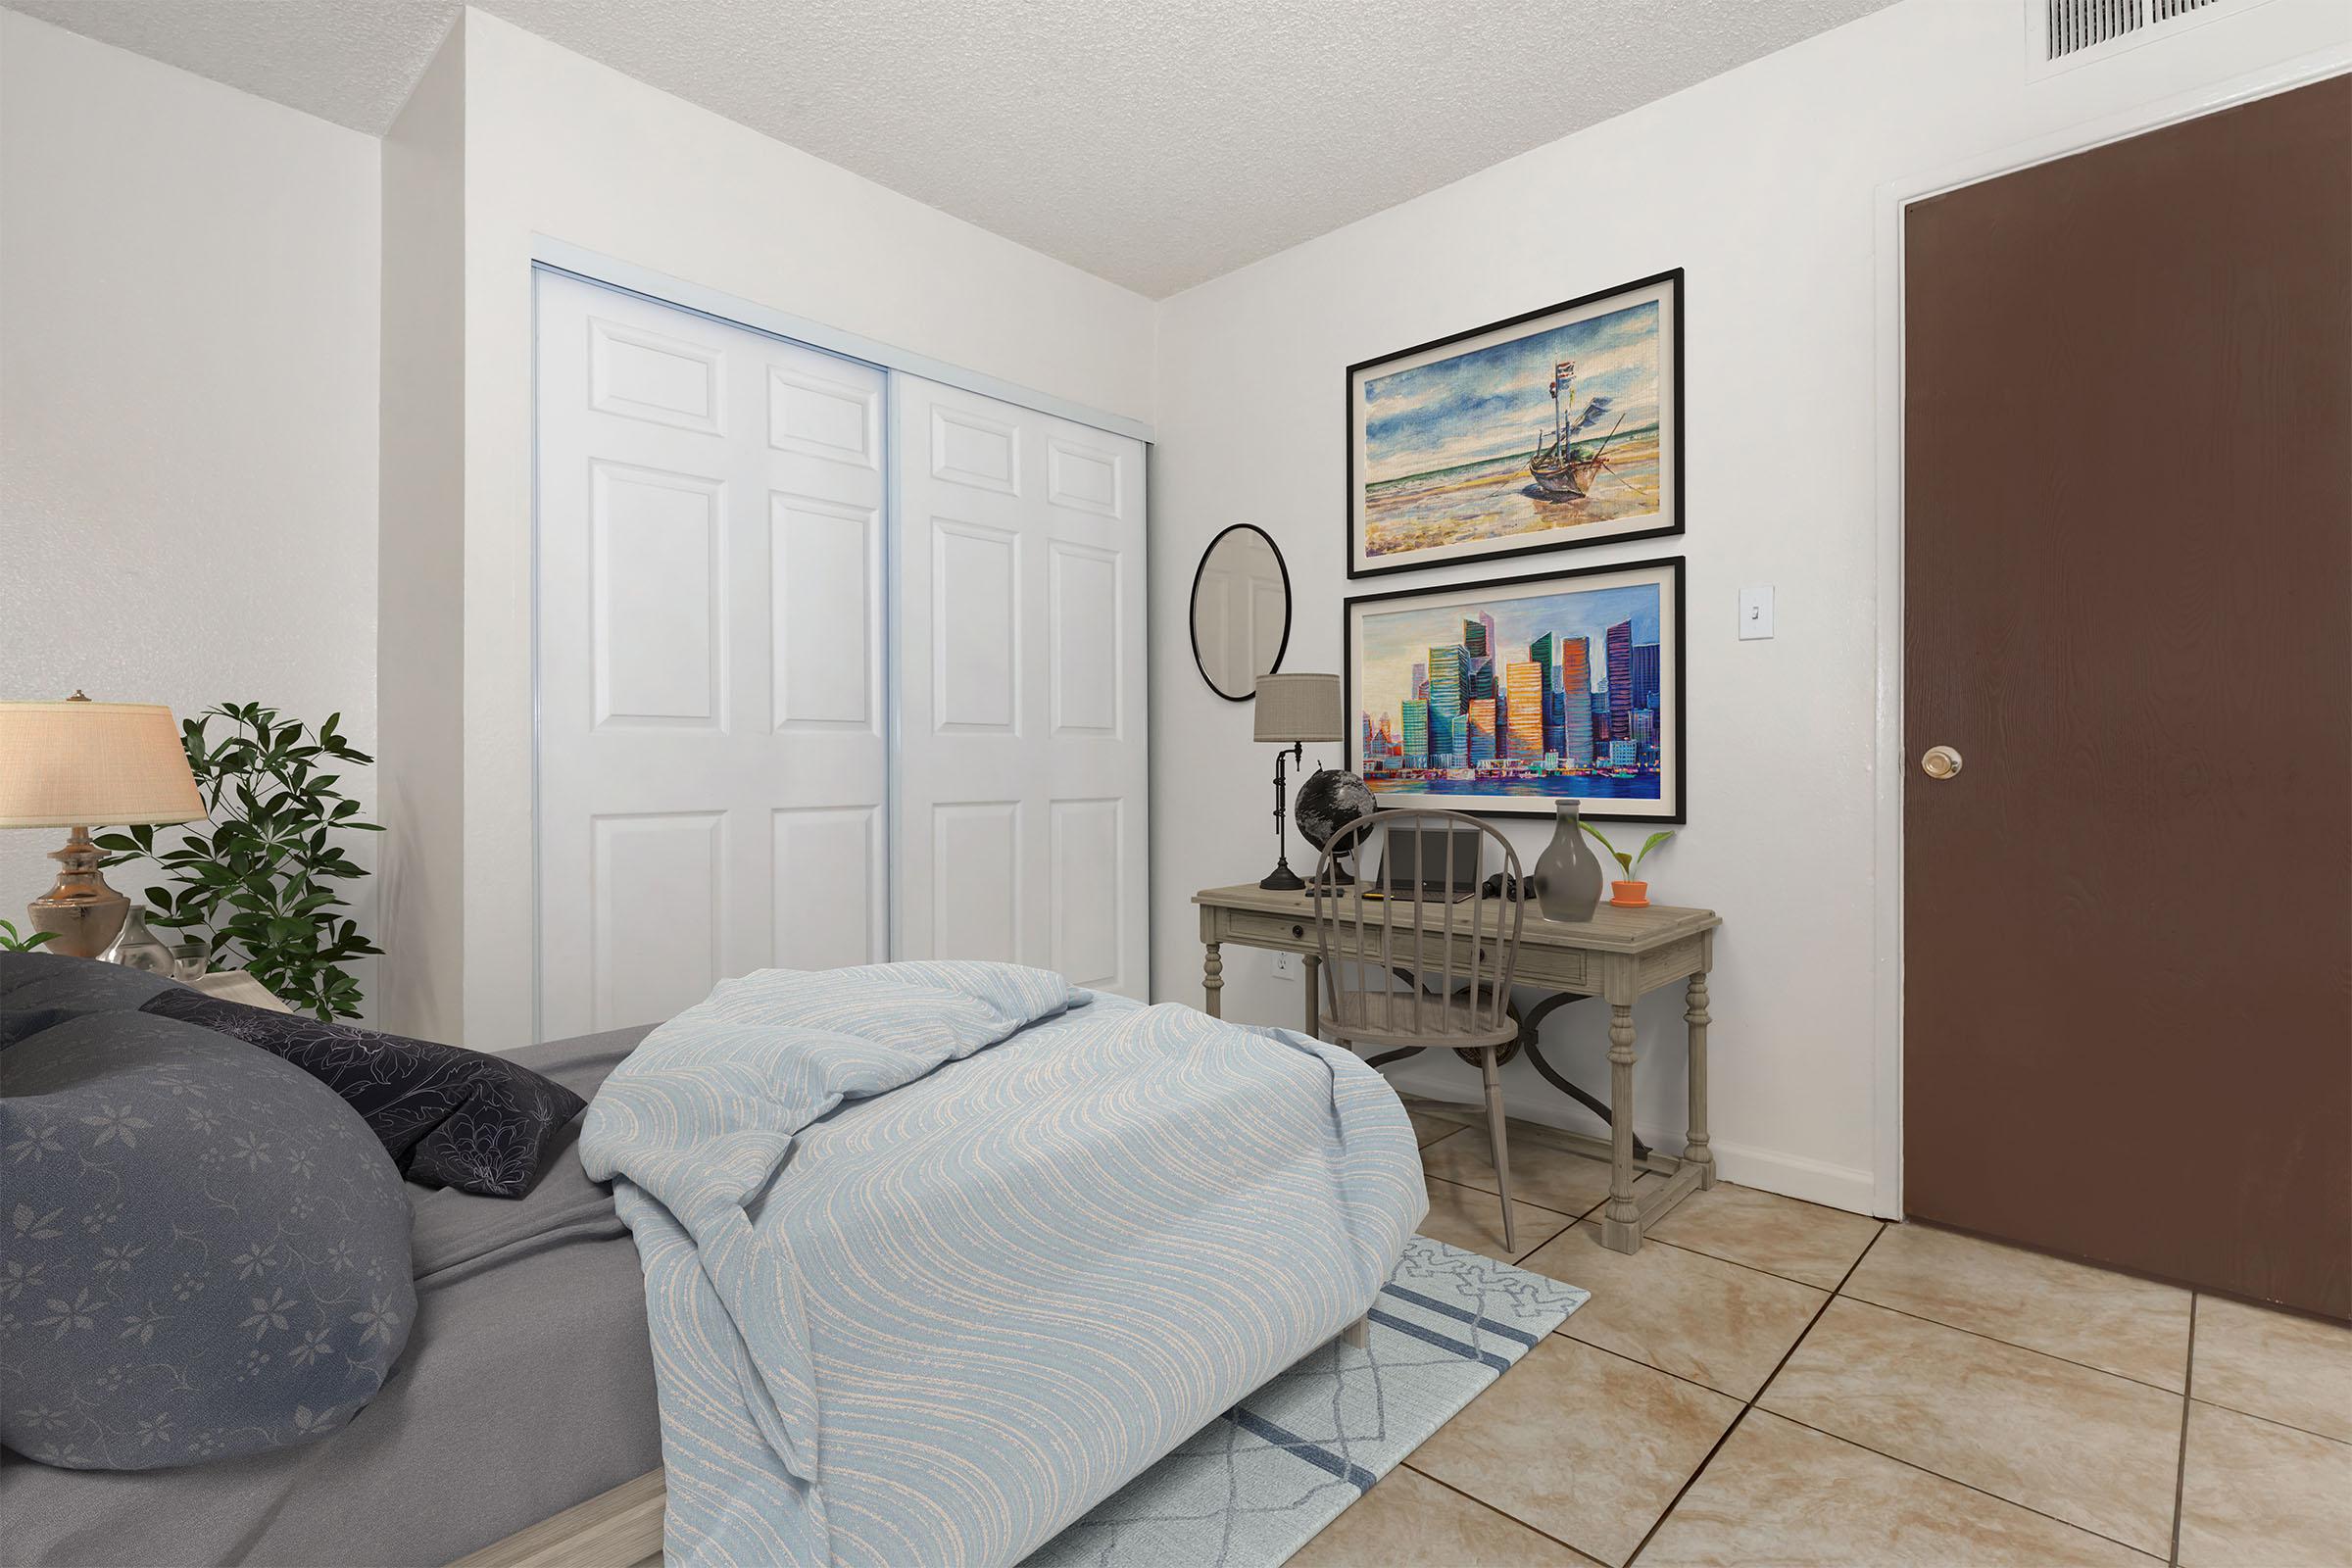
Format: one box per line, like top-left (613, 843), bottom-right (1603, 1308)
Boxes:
top-left (9, 0), bottom-right (1899, 296)
top-left (7, 2), bottom-right (464, 133)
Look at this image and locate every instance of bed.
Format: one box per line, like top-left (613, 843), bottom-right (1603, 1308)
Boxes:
top-left (3, 968), bottom-right (1421, 1568)
top-left (0, 1028), bottom-right (664, 1568)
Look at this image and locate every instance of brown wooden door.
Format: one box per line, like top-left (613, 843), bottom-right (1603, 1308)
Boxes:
top-left (1903, 76), bottom-right (2351, 1319)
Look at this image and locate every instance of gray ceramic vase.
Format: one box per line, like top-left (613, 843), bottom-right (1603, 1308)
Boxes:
top-left (1534, 801), bottom-right (1604, 923)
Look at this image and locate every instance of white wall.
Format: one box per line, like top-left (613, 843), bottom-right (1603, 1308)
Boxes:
top-left (402, 9), bottom-right (1161, 1047)
top-left (0, 14), bottom-right (383, 1004)
top-left (1147, 0), bottom-right (2352, 1211)
top-left (375, 18), bottom-right (466, 1040)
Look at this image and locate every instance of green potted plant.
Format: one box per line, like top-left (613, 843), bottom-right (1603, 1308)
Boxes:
top-left (0, 918), bottom-right (58, 953)
top-left (97, 702), bottom-right (381, 1019)
top-left (1579, 824), bottom-right (1675, 908)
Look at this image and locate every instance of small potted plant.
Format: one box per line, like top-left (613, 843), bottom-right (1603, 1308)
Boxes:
top-left (1579, 824), bottom-right (1675, 908)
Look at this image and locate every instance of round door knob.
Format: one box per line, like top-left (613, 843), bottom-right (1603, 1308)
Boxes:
top-left (1920, 745), bottom-right (1963, 780)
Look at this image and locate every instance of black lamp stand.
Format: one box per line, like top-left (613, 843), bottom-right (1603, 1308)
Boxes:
top-left (1259, 741), bottom-right (1306, 891)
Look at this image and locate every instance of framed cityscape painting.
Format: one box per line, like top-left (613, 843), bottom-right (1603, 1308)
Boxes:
top-left (1344, 557), bottom-right (1684, 821)
top-left (1346, 270), bottom-right (1682, 578)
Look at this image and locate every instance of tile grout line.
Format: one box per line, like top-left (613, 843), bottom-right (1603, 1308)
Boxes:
top-left (1832, 1289), bottom-right (2192, 1396)
top-left (1552, 1326), bottom-right (2176, 1563)
top-left (1561, 1329), bottom-right (1775, 1404)
top-left (1425, 1171), bottom-right (1582, 1229)
top-left (1532, 1226), bottom-right (1840, 1356)
top-left (1446, 1199), bottom-right (2200, 1563)
top-left (1442, 1185), bottom-right (2231, 1564)
top-left (1751, 1406), bottom-right (2175, 1561)
top-left (1622, 1228), bottom-right (1863, 1294)
top-left (1622, 1220), bottom-right (1891, 1565)
top-left (1425, 1167), bottom-right (1646, 1227)
top-left (2170, 1294), bottom-right (2196, 1565)
top-left (1426, 1168), bottom-right (1577, 1212)
top-left (2177, 1391), bottom-right (2352, 1448)
top-left (1743, 1236), bottom-right (2178, 1563)
top-left (1396, 1458), bottom-right (1609, 1565)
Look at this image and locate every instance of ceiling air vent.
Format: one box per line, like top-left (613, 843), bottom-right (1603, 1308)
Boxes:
top-left (2029, 0), bottom-right (2275, 77)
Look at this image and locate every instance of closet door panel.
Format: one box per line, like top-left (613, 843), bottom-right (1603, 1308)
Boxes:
top-left (893, 378), bottom-right (1151, 999)
top-left (771, 805), bottom-right (882, 971)
top-left (537, 271), bottom-right (888, 1039)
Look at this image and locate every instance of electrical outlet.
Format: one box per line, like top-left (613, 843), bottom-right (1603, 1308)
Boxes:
top-left (1272, 953), bottom-right (1299, 981)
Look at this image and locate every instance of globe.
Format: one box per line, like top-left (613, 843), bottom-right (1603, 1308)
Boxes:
top-left (1295, 767), bottom-right (1377, 854)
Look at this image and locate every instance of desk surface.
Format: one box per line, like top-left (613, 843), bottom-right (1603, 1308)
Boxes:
top-left (1193, 882), bottom-right (1718, 955)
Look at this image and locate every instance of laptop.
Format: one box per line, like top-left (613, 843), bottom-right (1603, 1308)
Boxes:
top-left (1366, 824), bottom-right (1482, 903)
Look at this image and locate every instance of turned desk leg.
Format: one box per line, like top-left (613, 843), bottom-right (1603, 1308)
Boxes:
top-left (1685, 970), bottom-right (1716, 1190)
top-left (1202, 941), bottom-right (1223, 1019)
top-left (1601, 1001), bottom-right (1642, 1253)
top-left (1302, 955), bottom-right (1320, 1039)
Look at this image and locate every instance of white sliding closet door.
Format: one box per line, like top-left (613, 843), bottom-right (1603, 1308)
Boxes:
top-left (536, 270), bottom-right (888, 1038)
top-left (892, 376), bottom-right (1151, 999)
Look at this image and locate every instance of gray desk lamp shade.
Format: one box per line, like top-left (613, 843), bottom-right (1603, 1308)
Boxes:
top-left (1253, 673), bottom-right (1343, 743)
top-left (1250, 673), bottom-right (1341, 890)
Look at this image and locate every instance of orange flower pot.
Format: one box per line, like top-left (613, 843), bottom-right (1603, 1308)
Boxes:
top-left (1608, 879), bottom-right (1649, 908)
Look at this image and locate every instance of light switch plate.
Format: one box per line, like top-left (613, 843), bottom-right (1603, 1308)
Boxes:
top-left (1740, 584), bottom-right (1776, 640)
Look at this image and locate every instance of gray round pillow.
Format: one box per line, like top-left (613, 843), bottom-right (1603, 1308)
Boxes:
top-left (0, 949), bottom-right (177, 1047)
top-left (1, 1010), bottom-right (416, 1470)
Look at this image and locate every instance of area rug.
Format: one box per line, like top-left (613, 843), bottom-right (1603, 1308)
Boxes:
top-left (1024, 1236), bottom-right (1588, 1568)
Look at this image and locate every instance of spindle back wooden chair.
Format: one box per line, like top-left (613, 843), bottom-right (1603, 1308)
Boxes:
top-left (1308, 808), bottom-right (1528, 1250)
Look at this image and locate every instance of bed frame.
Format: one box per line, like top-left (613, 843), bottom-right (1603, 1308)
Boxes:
top-left (450, 1316), bottom-right (1372, 1566)
top-left (450, 1469), bottom-right (664, 1568)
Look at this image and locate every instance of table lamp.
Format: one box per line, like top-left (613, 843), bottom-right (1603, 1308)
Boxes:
top-left (1252, 672), bottom-right (1343, 891)
top-left (0, 693), bottom-right (205, 956)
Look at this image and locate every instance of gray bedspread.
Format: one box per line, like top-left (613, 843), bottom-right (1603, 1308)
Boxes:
top-left (1, 1028), bottom-right (662, 1568)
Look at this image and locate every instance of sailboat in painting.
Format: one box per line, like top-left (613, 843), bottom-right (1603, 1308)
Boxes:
top-left (1529, 359), bottom-right (1630, 501)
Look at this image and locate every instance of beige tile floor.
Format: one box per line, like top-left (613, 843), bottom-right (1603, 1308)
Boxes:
top-left (1292, 1120), bottom-right (2352, 1568)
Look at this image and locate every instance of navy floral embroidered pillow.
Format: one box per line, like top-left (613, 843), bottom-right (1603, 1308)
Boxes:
top-left (0, 1010), bottom-right (414, 1470)
top-left (139, 990), bottom-right (586, 1200)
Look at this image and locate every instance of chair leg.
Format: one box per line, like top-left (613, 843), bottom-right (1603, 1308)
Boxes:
top-left (1481, 1044), bottom-right (1516, 1253)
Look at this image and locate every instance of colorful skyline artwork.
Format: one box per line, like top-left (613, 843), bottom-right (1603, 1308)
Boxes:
top-left (1344, 559), bottom-right (1684, 821)
top-left (1347, 270), bottom-right (1682, 577)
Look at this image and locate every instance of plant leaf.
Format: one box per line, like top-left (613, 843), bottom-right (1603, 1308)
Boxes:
top-left (122, 699), bottom-right (376, 1017)
top-left (1633, 830), bottom-right (1676, 872)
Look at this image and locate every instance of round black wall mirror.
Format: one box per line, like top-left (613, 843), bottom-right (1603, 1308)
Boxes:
top-left (1189, 524), bottom-right (1292, 702)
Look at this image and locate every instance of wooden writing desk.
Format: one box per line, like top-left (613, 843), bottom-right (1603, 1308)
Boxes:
top-left (1192, 883), bottom-right (1721, 1253)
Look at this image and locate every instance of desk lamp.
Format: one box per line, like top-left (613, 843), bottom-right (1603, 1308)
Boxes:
top-left (1251, 672), bottom-right (1342, 891)
top-left (0, 693), bottom-right (205, 956)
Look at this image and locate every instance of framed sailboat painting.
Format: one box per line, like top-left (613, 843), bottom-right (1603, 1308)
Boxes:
top-left (1346, 270), bottom-right (1682, 577)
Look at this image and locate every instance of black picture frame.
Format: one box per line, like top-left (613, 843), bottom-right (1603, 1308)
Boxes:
top-left (1343, 555), bottom-right (1686, 823)
top-left (1188, 522), bottom-right (1294, 702)
top-left (1345, 269), bottom-right (1685, 579)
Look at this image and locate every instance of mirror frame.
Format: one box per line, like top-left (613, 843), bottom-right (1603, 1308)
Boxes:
top-left (1189, 523), bottom-right (1294, 703)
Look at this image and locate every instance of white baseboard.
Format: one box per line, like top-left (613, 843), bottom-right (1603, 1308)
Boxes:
top-left (1384, 1060), bottom-right (1883, 1218)
top-left (1701, 1137), bottom-right (1882, 1216)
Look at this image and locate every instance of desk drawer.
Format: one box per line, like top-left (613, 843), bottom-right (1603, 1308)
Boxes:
top-left (1224, 909), bottom-right (1317, 949)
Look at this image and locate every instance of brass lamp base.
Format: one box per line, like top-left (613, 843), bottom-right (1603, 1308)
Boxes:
top-left (28, 825), bottom-right (130, 958)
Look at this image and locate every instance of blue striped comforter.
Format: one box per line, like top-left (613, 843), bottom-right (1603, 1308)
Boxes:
top-left (578, 961), bottom-right (1424, 1567)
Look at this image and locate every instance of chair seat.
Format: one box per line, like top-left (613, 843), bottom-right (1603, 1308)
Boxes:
top-left (1326, 996), bottom-right (1517, 1052)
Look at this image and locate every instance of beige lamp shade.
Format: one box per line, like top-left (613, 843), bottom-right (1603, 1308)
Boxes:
top-left (1253, 672), bottom-right (1343, 743)
top-left (0, 700), bottom-right (205, 827)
